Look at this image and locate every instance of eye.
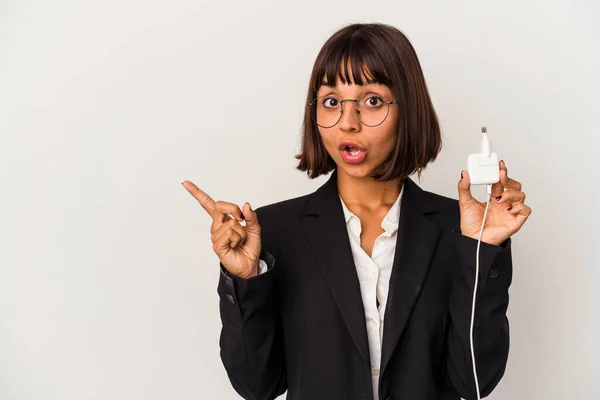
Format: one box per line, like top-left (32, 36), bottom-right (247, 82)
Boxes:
top-left (362, 95), bottom-right (384, 108)
top-left (322, 96), bottom-right (339, 108)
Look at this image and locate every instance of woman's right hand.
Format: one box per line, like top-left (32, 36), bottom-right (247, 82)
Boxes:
top-left (181, 180), bottom-right (262, 279)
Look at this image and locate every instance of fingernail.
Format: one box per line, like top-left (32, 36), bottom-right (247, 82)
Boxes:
top-left (461, 171), bottom-right (463, 180)
top-left (507, 207), bottom-right (513, 211)
top-left (495, 196), bottom-right (502, 201)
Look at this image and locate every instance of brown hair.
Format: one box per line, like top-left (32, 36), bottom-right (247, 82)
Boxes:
top-left (295, 22), bottom-right (442, 181)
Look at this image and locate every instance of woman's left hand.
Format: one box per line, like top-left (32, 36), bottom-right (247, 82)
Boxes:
top-left (457, 160), bottom-right (532, 246)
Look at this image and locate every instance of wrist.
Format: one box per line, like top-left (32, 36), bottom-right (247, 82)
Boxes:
top-left (460, 231), bottom-right (503, 247)
top-left (239, 262), bottom-right (259, 279)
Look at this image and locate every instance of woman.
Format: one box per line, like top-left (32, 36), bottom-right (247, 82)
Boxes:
top-left (182, 22), bottom-right (531, 400)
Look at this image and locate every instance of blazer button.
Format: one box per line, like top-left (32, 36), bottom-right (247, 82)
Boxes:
top-left (226, 294), bottom-right (235, 304)
top-left (489, 269), bottom-right (500, 279)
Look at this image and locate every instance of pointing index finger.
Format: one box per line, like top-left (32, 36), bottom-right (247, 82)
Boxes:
top-left (181, 180), bottom-right (215, 215)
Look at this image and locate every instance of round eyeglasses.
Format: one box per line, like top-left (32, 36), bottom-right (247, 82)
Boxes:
top-left (307, 93), bottom-right (399, 128)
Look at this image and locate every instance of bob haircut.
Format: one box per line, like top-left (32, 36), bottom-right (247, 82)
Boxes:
top-left (295, 22), bottom-right (442, 181)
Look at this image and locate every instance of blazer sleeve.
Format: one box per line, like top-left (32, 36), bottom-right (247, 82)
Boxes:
top-left (217, 247), bottom-right (287, 400)
top-left (444, 231), bottom-right (513, 399)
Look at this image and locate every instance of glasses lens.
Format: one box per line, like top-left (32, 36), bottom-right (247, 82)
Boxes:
top-left (356, 94), bottom-right (390, 127)
top-left (309, 94), bottom-right (391, 128)
top-left (311, 96), bottom-right (342, 128)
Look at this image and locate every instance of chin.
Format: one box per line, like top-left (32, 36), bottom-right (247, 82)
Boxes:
top-left (337, 163), bottom-right (373, 179)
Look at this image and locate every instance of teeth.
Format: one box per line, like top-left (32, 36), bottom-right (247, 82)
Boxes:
top-left (348, 149), bottom-right (361, 156)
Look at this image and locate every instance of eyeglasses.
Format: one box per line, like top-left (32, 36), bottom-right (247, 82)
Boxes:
top-left (307, 93), bottom-right (399, 128)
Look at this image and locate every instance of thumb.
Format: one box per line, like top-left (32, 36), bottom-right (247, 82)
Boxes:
top-left (241, 202), bottom-right (260, 231)
top-left (457, 170), bottom-right (474, 204)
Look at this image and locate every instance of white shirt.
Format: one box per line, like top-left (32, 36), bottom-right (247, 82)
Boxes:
top-left (338, 186), bottom-right (404, 400)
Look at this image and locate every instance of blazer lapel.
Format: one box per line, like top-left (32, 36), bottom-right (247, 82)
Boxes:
top-left (379, 176), bottom-right (441, 376)
top-left (302, 169), bottom-right (370, 365)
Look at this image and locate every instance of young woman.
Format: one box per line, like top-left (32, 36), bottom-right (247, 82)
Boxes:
top-left (182, 22), bottom-right (531, 400)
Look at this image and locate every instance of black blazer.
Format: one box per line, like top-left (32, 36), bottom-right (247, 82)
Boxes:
top-left (217, 169), bottom-right (512, 400)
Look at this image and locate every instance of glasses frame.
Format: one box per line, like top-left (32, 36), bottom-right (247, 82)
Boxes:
top-left (307, 94), bottom-right (399, 128)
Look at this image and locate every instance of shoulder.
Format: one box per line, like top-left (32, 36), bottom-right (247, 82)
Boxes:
top-left (415, 184), bottom-right (461, 231)
top-left (253, 192), bottom-right (312, 232)
top-left (403, 176), bottom-right (460, 213)
top-left (421, 189), bottom-right (459, 212)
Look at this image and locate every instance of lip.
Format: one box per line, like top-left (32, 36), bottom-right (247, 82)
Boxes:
top-left (338, 140), bottom-right (367, 151)
top-left (340, 147), bottom-right (367, 164)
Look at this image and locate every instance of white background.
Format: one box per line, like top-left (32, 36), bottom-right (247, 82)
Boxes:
top-left (1, 1), bottom-right (599, 399)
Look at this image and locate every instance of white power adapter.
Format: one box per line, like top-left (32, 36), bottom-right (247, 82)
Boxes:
top-left (466, 126), bottom-right (501, 400)
top-left (467, 127), bottom-right (500, 186)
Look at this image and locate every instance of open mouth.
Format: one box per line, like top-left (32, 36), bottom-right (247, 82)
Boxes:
top-left (345, 146), bottom-right (363, 156)
top-left (341, 146), bottom-right (367, 163)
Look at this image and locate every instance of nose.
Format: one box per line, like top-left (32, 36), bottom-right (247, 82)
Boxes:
top-left (338, 100), bottom-right (361, 132)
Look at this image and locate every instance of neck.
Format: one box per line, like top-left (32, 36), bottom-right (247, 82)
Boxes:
top-left (336, 168), bottom-right (403, 212)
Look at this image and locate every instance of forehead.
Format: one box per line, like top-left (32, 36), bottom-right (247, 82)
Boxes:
top-left (318, 77), bottom-right (391, 94)
top-left (322, 61), bottom-right (374, 84)
top-left (317, 59), bottom-right (391, 92)
top-left (320, 77), bottom-right (382, 88)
